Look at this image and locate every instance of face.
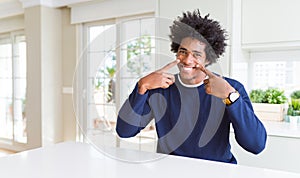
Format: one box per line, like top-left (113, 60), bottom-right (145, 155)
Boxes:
top-left (176, 37), bottom-right (210, 85)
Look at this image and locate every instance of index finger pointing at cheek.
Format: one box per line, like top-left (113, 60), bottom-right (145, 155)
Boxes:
top-left (198, 65), bottom-right (215, 78)
top-left (159, 59), bottom-right (180, 72)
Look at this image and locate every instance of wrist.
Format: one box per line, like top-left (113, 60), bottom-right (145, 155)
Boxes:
top-left (223, 90), bottom-right (240, 106)
top-left (138, 80), bottom-right (147, 95)
top-left (223, 86), bottom-right (236, 99)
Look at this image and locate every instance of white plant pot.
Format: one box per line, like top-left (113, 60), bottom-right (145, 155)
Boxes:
top-left (252, 103), bottom-right (285, 122)
top-left (289, 116), bottom-right (298, 125)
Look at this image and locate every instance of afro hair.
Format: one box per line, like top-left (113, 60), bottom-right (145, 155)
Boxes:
top-left (169, 9), bottom-right (227, 64)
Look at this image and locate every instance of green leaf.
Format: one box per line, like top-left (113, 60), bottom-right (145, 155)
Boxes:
top-left (249, 88), bottom-right (287, 104)
top-left (249, 89), bottom-right (265, 103)
top-left (291, 90), bottom-right (300, 99)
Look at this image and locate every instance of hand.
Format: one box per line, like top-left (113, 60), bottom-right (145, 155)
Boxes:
top-left (198, 65), bottom-right (235, 99)
top-left (138, 59), bottom-right (180, 94)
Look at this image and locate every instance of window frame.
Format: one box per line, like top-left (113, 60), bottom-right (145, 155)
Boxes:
top-left (77, 13), bottom-right (158, 152)
top-left (0, 30), bottom-right (27, 146)
top-left (247, 50), bottom-right (300, 95)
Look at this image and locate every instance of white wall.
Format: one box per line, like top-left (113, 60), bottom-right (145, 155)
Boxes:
top-left (61, 8), bottom-right (77, 141)
top-left (41, 6), bottom-right (63, 146)
top-left (25, 5), bottom-right (63, 148)
top-left (24, 6), bottom-right (42, 149)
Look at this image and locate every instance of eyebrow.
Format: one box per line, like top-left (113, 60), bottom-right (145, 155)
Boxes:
top-left (179, 47), bottom-right (202, 54)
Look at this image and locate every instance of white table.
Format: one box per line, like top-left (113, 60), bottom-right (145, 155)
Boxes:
top-left (0, 142), bottom-right (300, 178)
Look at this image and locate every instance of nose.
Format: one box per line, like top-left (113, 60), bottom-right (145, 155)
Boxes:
top-left (180, 52), bottom-right (195, 65)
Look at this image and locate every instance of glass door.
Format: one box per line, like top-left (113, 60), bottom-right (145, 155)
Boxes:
top-left (0, 32), bottom-right (27, 144)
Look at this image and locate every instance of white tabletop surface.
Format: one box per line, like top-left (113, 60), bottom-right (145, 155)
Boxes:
top-left (1, 141), bottom-right (300, 178)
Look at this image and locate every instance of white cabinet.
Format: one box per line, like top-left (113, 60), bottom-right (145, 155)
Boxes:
top-left (242, 0), bottom-right (300, 47)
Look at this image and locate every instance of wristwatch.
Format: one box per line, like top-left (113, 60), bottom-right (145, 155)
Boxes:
top-left (223, 91), bottom-right (240, 105)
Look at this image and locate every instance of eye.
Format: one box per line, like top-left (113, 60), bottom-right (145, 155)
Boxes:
top-left (193, 53), bottom-right (202, 58)
top-left (178, 49), bottom-right (187, 55)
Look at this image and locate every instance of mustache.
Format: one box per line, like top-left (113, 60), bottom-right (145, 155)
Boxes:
top-left (178, 63), bottom-right (197, 68)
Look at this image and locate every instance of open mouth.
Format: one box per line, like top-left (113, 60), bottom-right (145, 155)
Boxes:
top-left (182, 65), bottom-right (197, 71)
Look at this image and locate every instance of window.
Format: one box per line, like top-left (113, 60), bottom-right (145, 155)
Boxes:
top-left (248, 50), bottom-right (300, 96)
top-left (0, 32), bottom-right (27, 144)
top-left (80, 15), bottom-right (157, 152)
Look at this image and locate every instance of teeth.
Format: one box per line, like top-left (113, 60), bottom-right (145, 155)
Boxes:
top-left (183, 66), bottom-right (193, 71)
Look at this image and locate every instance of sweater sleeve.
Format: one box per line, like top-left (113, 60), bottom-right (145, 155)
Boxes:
top-left (226, 83), bottom-right (267, 154)
top-left (116, 84), bottom-right (154, 138)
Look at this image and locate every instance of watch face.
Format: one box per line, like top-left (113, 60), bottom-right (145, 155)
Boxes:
top-left (229, 92), bottom-right (240, 102)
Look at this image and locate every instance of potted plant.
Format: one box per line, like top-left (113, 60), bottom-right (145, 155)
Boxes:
top-left (287, 90), bottom-right (300, 124)
top-left (250, 88), bottom-right (287, 121)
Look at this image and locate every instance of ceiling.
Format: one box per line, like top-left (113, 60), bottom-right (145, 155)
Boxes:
top-left (0, 0), bottom-right (95, 8)
top-left (0, 0), bottom-right (17, 3)
top-left (0, 0), bottom-right (96, 18)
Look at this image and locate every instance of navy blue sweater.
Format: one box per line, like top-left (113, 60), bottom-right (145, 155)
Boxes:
top-left (116, 75), bottom-right (267, 164)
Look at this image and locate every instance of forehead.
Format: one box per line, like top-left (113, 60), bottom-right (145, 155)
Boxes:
top-left (180, 37), bottom-right (206, 51)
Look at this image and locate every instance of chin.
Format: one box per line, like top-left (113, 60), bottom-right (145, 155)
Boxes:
top-left (179, 72), bottom-right (196, 81)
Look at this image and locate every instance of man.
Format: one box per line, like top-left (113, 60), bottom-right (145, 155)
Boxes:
top-left (116, 9), bottom-right (266, 164)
